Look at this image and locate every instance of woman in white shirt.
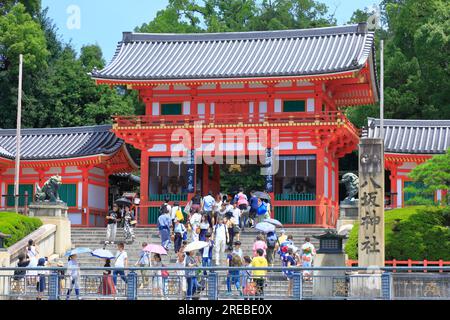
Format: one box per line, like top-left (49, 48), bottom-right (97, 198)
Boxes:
top-left (199, 215), bottom-right (210, 241)
top-left (26, 239), bottom-right (39, 284)
top-left (189, 211), bottom-right (202, 242)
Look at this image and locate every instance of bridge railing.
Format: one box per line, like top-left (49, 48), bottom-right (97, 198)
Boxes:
top-left (1, 266), bottom-right (449, 300)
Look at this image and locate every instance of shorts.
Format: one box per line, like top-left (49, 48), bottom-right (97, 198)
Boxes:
top-left (239, 204), bottom-right (248, 211)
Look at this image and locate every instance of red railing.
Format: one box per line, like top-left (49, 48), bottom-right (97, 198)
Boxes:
top-left (346, 259), bottom-right (450, 272)
top-left (113, 111), bottom-right (359, 136)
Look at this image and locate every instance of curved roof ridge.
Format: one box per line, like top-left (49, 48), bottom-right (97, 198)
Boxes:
top-left (0, 124), bottom-right (123, 160)
top-left (123, 23), bottom-right (368, 43)
top-left (0, 124), bottom-right (113, 136)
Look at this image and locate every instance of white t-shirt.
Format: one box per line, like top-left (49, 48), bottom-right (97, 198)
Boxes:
top-left (214, 224), bottom-right (227, 240)
top-left (171, 206), bottom-right (180, 220)
top-left (190, 213), bottom-right (202, 226)
top-left (301, 242), bottom-right (316, 256)
top-left (115, 250), bottom-right (128, 268)
top-left (232, 208), bottom-right (241, 223)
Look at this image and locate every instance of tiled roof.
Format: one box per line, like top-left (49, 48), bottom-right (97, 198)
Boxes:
top-left (0, 125), bottom-right (124, 160)
top-left (366, 118), bottom-right (450, 154)
top-left (92, 23), bottom-right (375, 81)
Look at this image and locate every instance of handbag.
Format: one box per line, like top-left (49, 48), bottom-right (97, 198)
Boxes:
top-left (161, 265), bottom-right (169, 278)
top-left (243, 281), bottom-right (257, 296)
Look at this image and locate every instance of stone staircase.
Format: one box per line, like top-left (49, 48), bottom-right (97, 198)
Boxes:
top-left (71, 227), bottom-right (325, 267)
top-left (70, 226), bottom-right (328, 299)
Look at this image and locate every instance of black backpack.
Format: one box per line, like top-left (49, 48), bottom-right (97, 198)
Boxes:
top-left (159, 203), bottom-right (169, 215)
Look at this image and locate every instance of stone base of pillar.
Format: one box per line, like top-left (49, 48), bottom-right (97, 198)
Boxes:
top-left (312, 253), bottom-right (347, 298)
top-left (0, 249), bottom-right (11, 300)
top-left (37, 217), bottom-right (72, 256)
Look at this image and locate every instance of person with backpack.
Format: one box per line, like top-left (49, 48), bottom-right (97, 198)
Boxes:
top-left (211, 217), bottom-right (229, 266)
top-left (248, 191), bottom-right (259, 228)
top-left (173, 219), bottom-right (187, 253)
top-left (171, 201), bottom-right (184, 230)
top-left (157, 204), bottom-right (172, 250)
top-left (266, 231), bottom-right (278, 267)
top-left (252, 235), bottom-right (267, 257)
top-left (256, 198), bottom-right (268, 224)
top-left (202, 191), bottom-right (216, 226)
top-left (135, 242), bottom-right (150, 289)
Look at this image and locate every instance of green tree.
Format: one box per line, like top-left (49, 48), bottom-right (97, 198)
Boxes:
top-left (80, 44), bottom-right (105, 70)
top-left (0, 3), bottom-right (48, 73)
top-left (382, 0), bottom-right (450, 120)
top-left (406, 148), bottom-right (450, 205)
top-left (0, 0), bottom-right (41, 17)
top-left (0, 3), bottom-right (49, 128)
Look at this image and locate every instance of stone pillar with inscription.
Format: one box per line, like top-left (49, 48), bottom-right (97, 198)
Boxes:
top-left (358, 138), bottom-right (385, 267)
top-left (349, 138), bottom-right (385, 299)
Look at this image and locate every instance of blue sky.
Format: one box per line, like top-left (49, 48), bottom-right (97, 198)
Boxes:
top-left (41, 0), bottom-right (380, 62)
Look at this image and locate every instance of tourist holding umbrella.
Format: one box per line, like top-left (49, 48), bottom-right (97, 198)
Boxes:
top-left (66, 254), bottom-right (81, 300)
top-left (135, 242), bottom-right (151, 289)
top-left (99, 258), bottom-right (116, 297)
top-left (143, 243), bottom-right (168, 255)
top-left (90, 248), bottom-right (116, 297)
top-left (255, 222), bottom-right (276, 234)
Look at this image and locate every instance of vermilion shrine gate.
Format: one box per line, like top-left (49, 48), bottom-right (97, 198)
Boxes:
top-left (92, 23), bottom-right (379, 227)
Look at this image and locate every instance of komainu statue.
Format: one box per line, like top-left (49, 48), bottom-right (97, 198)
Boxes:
top-left (35, 175), bottom-right (63, 203)
top-left (340, 173), bottom-right (359, 204)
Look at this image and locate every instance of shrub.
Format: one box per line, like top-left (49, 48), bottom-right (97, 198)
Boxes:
top-left (0, 212), bottom-right (43, 247)
top-left (345, 206), bottom-right (450, 261)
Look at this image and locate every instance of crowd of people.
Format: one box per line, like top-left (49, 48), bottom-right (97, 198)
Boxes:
top-left (11, 188), bottom-right (316, 300)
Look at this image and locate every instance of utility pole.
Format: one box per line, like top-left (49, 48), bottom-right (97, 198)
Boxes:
top-left (380, 40), bottom-right (384, 139)
top-left (14, 54), bottom-right (23, 213)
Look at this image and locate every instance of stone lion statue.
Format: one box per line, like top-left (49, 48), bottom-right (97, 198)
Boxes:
top-left (35, 175), bottom-right (63, 203)
top-left (340, 173), bottom-right (359, 204)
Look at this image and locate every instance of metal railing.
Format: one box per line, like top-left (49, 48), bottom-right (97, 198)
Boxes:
top-left (1, 266), bottom-right (449, 300)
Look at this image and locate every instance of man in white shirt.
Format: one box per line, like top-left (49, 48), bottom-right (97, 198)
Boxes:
top-left (113, 242), bottom-right (128, 286)
top-left (211, 217), bottom-right (228, 266)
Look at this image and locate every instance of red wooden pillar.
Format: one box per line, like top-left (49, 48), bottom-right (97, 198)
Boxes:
top-left (202, 163), bottom-right (209, 195)
top-left (334, 159), bottom-right (340, 221)
top-left (140, 151), bottom-right (149, 225)
top-left (80, 166), bottom-right (90, 227)
top-left (315, 148), bottom-right (325, 226)
top-left (389, 165), bottom-right (398, 208)
top-left (213, 163), bottom-right (220, 195)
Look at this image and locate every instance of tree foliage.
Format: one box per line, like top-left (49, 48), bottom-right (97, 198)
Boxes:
top-left (406, 149), bottom-right (450, 205)
top-left (0, 1), bottom-right (143, 129)
top-left (136, 0), bottom-right (335, 33)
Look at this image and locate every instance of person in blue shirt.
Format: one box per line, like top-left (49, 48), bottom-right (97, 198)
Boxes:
top-left (157, 209), bottom-right (172, 250)
top-left (202, 191), bottom-right (216, 226)
top-left (249, 191), bottom-right (259, 228)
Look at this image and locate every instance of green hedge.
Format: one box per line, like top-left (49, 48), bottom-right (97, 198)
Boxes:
top-left (345, 206), bottom-right (450, 261)
top-left (0, 212), bottom-right (43, 248)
